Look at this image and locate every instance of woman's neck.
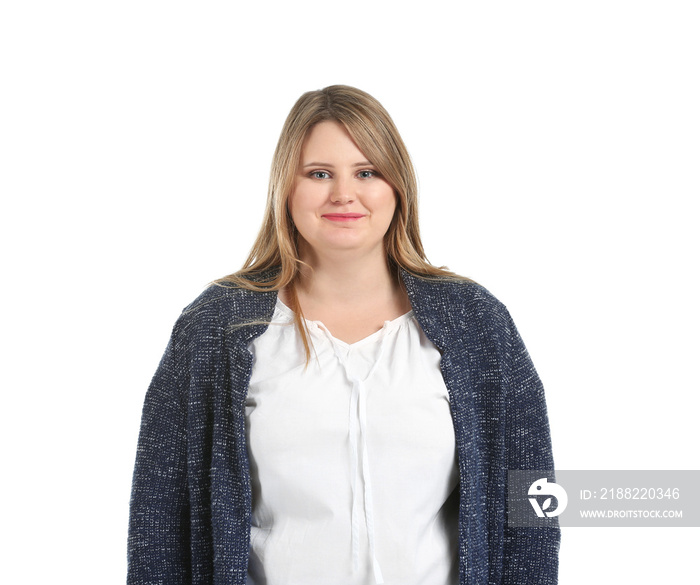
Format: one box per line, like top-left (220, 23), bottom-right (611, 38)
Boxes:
top-left (290, 244), bottom-right (409, 319)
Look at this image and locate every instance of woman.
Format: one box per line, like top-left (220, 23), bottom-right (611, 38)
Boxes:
top-left (128, 85), bottom-right (560, 585)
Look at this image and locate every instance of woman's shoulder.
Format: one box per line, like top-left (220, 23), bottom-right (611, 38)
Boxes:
top-left (402, 270), bottom-right (506, 315)
top-left (172, 277), bottom-right (278, 340)
top-left (401, 270), bottom-right (512, 348)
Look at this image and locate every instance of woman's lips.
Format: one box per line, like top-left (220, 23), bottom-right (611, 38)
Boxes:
top-left (322, 213), bottom-right (365, 222)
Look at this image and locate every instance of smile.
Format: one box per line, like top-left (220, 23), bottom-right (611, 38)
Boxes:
top-left (322, 214), bottom-right (365, 222)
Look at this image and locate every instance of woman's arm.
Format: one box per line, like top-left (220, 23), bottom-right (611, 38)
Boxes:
top-left (501, 312), bottom-right (560, 584)
top-left (127, 334), bottom-right (191, 585)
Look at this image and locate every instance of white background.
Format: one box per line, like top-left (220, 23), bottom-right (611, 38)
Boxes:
top-left (1, 1), bottom-right (698, 583)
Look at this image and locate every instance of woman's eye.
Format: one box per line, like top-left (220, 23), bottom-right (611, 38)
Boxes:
top-left (311, 171), bottom-right (330, 179)
top-left (358, 170), bottom-right (376, 179)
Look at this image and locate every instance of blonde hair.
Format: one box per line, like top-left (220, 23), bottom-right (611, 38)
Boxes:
top-left (217, 85), bottom-right (468, 358)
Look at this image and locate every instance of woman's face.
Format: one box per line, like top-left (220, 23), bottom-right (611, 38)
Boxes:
top-left (288, 120), bottom-right (396, 261)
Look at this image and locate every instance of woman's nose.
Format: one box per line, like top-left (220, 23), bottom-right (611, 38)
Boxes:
top-left (330, 177), bottom-right (354, 204)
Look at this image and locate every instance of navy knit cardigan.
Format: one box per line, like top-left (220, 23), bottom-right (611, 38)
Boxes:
top-left (128, 270), bottom-right (560, 584)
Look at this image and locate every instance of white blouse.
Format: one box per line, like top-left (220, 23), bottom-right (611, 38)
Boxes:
top-left (245, 299), bottom-right (459, 585)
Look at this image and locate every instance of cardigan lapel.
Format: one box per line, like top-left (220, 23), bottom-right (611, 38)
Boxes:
top-left (401, 269), bottom-right (501, 584)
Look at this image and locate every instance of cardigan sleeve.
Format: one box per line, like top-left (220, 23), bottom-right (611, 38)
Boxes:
top-left (501, 311), bottom-right (560, 585)
top-left (127, 330), bottom-right (191, 585)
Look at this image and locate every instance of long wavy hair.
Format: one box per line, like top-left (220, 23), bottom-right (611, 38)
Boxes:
top-left (216, 85), bottom-right (468, 358)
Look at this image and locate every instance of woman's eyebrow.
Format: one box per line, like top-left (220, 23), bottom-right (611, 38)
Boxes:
top-left (302, 161), bottom-right (373, 168)
top-left (303, 162), bottom-right (332, 168)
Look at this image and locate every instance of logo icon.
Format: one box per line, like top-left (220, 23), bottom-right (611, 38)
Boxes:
top-left (528, 478), bottom-right (568, 518)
